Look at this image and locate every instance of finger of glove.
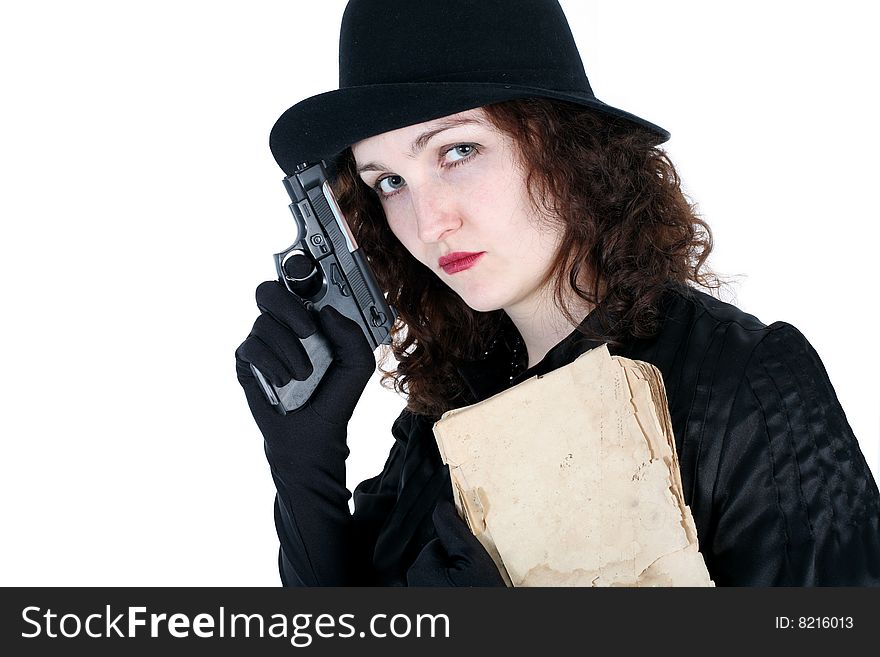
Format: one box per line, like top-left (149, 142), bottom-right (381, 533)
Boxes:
top-left (432, 499), bottom-right (506, 586)
top-left (255, 280), bottom-right (317, 339)
top-left (235, 335), bottom-right (311, 388)
top-left (432, 499), bottom-right (482, 560)
top-left (246, 313), bottom-right (314, 384)
top-left (238, 362), bottom-right (294, 437)
top-left (235, 350), bottom-right (256, 383)
top-left (406, 538), bottom-right (454, 587)
top-left (235, 334), bottom-right (296, 388)
top-left (308, 305), bottom-right (376, 422)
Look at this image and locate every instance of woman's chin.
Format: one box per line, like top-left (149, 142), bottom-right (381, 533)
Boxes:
top-left (458, 295), bottom-right (505, 314)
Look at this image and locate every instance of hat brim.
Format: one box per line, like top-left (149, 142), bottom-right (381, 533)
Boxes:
top-left (269, 82), bottom-right (669, 176)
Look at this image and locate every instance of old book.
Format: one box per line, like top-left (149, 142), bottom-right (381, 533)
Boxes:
top-left (433, 344), bottom-right (714, 587)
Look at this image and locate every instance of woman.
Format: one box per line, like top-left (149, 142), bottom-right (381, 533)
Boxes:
top-left (236, 0), bottom-right (880, 586)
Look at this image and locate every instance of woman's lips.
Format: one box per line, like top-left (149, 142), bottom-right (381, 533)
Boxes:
top-left (439, 251), bottom-right (485, 274)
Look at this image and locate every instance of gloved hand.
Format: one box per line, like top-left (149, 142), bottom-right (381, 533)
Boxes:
top-left (407, 499), bottom-right (507, 587)
top-left (235, 280), bottom-right (376, 585)
top-left (236, 280), bottom-right (375, 442)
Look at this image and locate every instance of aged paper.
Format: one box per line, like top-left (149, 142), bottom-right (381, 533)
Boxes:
top-left (433, 344), bottom-right (714, 587)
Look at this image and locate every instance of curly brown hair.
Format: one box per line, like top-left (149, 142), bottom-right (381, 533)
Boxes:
top-left (331, 98), bottom-right (724, 419)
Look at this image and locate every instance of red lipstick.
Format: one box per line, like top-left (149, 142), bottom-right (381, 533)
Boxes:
top-left (439, 251), bottom-right (485, 274)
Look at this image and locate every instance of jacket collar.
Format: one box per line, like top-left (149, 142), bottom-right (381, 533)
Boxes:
top-left (455, 305), bottom-right (607, 404)
top-left (454, 282), bottom-right (687, 404)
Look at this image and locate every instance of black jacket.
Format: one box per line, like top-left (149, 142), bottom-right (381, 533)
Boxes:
top-left (276, 283), bottom-right (880, 586)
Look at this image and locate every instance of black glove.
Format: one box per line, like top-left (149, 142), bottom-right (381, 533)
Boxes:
top-left (406, 499), bottom-right (507, 587)
top-left (235, 280), bottom-right (376, 586)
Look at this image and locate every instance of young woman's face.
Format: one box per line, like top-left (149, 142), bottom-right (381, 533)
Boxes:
top-left (351, 108), bottom-right (563, 315)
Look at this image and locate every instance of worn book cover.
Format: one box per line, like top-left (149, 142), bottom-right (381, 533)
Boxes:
top-left (433, 344), bottom-right (714, 587)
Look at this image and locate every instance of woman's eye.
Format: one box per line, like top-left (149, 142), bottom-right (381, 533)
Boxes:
top-left (445, 144), bottom-right (475, 163)
top-left (376, 174), bottom-right (406, 195)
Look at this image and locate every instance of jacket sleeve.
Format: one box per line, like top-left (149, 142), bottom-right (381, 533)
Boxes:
top-left (707, 323), bottom-right (880, 586)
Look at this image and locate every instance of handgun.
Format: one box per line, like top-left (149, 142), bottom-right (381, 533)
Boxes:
top-left (250, 160), bottom-right (397, 415)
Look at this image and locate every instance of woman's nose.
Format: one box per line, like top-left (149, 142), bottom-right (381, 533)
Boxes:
top-left (409, 181), bottom-right (462, 244)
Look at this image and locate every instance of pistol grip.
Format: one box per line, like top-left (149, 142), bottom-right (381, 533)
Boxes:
top-left (249, 331), bottom-right (334, 415)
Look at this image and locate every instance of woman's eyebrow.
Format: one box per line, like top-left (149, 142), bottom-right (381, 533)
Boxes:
top-left (408, 117), bottom-right (484, 156)
top-left (357, 117), bottom-right (485, 175)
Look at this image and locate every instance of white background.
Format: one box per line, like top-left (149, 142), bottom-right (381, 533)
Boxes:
top-left (1, 1), bottom-right (877, 586)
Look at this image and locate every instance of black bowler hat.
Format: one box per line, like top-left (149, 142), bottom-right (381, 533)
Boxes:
top-left (269, 0), bottom-right (669, 176)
